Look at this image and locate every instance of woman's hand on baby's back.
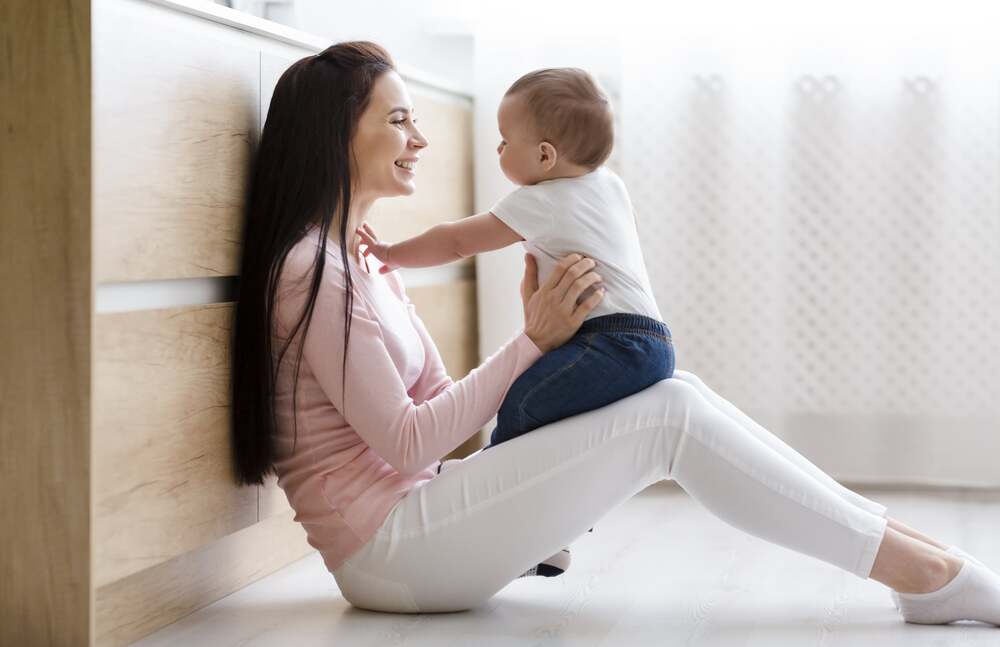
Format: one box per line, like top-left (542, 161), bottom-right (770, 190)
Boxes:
top-left (356, 222), bottom-right (400, 274)
top-left (521, 253), bottom-right (605, 353)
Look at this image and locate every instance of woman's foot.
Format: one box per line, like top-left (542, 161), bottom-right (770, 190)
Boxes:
top-left (891, 546), bottom-right (990, 609)
top-left (896, 558), bottom-right (1000, 625)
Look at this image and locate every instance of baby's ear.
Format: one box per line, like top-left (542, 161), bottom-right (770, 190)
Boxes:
top-left (539, 141), bottom-right (558, 171)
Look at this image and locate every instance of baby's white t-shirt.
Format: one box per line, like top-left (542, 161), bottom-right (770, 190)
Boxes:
top-left (490, 166), bottom-right (663, 322)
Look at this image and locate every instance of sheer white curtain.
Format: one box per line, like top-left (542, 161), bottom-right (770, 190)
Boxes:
top-left (620, 19), bottom-right (1000, 487)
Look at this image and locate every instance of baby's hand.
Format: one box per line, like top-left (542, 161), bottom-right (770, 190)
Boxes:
top-left (356, 222), bottom-right (400, 274)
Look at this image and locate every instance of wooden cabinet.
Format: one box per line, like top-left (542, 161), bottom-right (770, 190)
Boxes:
top-left (2, 1), bottom-right (477, 645)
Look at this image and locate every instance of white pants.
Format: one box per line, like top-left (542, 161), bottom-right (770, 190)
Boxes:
top-left (332, 370), bottom-right (889, 613)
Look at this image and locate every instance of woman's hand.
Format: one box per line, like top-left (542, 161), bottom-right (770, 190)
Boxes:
top-left (520, 253), bottom-right (605, 353)
top-left (356, 222), bottom-right (401, 274)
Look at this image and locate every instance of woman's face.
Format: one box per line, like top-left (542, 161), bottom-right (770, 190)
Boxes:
top-left (351, 71), bottom-right (428, 203)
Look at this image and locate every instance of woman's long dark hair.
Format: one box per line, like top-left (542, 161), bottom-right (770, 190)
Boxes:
top-left (230, 42), bottom-right (395, 486)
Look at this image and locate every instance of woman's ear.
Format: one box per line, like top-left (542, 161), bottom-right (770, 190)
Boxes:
top-left (538, 141), bottom-right (558, 172)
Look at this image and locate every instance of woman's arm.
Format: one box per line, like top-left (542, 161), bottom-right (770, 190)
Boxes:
top-left (277, 247), bottom-right (541, 476)
top-left (357, 213), bottom-right (522, 273)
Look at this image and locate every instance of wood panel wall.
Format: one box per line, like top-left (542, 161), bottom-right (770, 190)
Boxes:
top-left (85, 1), bottom-right (479, 645)
top-left (93, 22), bottom-right (258, 282)
top-left (0, 1), bottom-right (93, 646)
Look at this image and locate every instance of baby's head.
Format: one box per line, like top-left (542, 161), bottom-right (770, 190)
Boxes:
top-left (497, 67), bottom-right (613, 186)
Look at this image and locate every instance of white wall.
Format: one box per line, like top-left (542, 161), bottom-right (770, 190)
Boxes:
top-left (617, 6), bottom-right (1000, 487)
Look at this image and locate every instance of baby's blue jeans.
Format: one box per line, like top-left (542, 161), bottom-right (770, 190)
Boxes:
top-left (485, 313), bottom-right (675, 450)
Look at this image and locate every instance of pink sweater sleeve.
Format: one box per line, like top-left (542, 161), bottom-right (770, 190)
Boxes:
top-left (278, 251), bottom-right (542, 476)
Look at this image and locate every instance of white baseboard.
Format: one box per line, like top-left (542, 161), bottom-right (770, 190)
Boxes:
top-left (761, 410), bottom-right (1000, 489)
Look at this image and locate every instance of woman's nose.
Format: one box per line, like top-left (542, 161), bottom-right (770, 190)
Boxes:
top-left (411, 126), bottom-right (428, 149)
top-left (496, 143), bottom-right (503, 155)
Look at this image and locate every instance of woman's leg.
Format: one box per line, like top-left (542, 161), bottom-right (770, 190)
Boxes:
top-left (672, 371), bottom-right (952, 551)
top-left (871, 528), bottom-right (961, 593)
top-left (670, 370), bottom-right (887, 518)
top-left (333, 378), bottom-right (909, 613)
top-left (884, 519), bottom-right (950, 551)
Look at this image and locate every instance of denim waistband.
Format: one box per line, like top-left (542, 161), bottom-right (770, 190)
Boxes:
top-left (578, 313), bottom-right (671, 339)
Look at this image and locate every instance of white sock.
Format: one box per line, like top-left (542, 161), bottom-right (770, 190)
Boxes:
top-left (947, 545), bottom-right (989, 569)
top-left (891, 545), bottom-right (989, 609)
top-left (897, 559), bottom-right (1000, 625)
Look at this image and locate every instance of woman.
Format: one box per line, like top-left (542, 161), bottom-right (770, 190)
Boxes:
top-left (231, 42), bottom-right (999, 624)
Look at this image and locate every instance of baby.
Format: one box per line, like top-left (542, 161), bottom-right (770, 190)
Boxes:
top-left (358, 67), bottom-right (675, 579)
top-left (359, 67), bottom-right (675, 450)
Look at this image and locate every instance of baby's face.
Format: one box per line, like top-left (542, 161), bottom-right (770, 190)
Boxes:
top-left (496, 94), bottom-right (546, 186)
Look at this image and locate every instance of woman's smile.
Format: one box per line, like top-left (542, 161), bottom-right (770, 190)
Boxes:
top-left (394, 158), bottom-right (418, 175)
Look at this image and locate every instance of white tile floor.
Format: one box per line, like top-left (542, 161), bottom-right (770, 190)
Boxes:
top-left (132, 482), bottom-right (1000, 646)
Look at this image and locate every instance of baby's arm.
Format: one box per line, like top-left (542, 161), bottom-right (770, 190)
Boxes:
top-left (357, 213), bottom-right (523, 273)
top-left (447, 212), bottom-right (525, 257)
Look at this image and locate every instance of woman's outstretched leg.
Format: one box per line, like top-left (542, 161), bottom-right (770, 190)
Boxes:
top-left (662, 378), bottom-right (1000, 625)
top-left (671, 370), bottom-right (887, 519)
top-left (672, 371), bottom-right (971, 555)
top-left (658, 380), bottom-right (889, 579)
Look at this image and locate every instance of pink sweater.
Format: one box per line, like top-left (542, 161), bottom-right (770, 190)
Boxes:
top-left (271, 227), bottom-right (542, 572)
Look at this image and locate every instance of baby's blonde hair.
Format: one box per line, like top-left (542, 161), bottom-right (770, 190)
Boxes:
top-left (504, 67), bottom-right (614, 170)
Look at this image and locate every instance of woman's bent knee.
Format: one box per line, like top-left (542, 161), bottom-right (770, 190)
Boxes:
top-left (670, 369), bottom-right (703, 389)
top-left (644, 376), bottom-right (704, 408)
